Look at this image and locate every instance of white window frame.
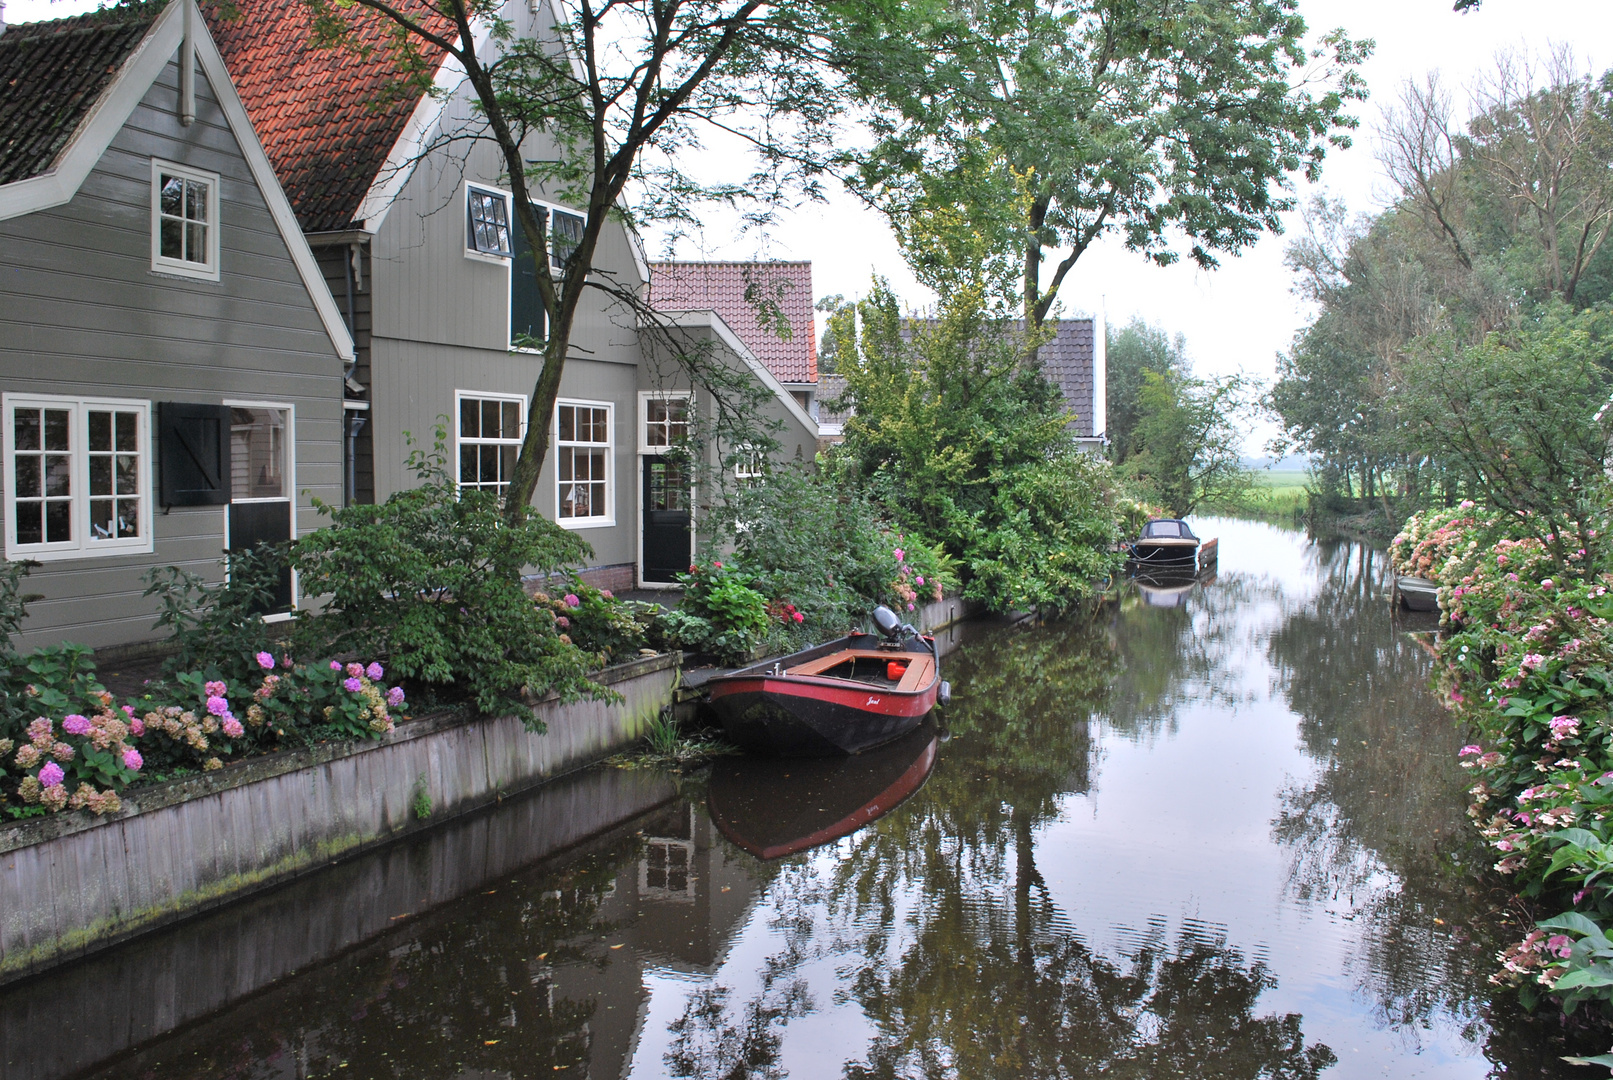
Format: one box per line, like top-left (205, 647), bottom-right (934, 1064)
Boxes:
top-left (463, 181), bottom-right (514, 265)
top-left (553, 398), bottom-right (614, 529)
top-left (222, 400), bottom-right (299, 619)
top-left (453, 390), bottom-right (528, 497)
top-left (150, 159), bottom-right (221, 281)
top-left (637, 390), bottom-right (694, 455)
top-left (3, 393), bottom-right (154, 562)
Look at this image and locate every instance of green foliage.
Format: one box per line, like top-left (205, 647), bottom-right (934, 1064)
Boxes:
top-left (832, 279), bottom-right (1123, 611)
top-left (656, 558), bottom-right (771, 665)
top-left (292, 430), bottom-right (601, 719)
top-left (1106, 319), bottom-right (1189, 467)
top-left (1119, 369), bottom-right (1255, 518)
top-left (533, 583), bottom-right (655, 666)
top-left (835, 0), bottom-right (1369, 326)
top-left (142, 543), bottom-right (287, 687)
top-left (412, 774), bottom-right (433, 820)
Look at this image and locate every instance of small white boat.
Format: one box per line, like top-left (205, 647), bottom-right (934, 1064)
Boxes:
top-left (1394, 575), bottom-right (1440, 612)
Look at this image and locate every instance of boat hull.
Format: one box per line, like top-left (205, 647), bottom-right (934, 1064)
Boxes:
top-left (1396, 575), bottom-right (1440, 612)
top-left (706, 634), bottom-right (940, 756)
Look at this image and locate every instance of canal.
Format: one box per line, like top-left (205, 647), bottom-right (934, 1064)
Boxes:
top-left (3, 517), bottom-right (1605, 1078)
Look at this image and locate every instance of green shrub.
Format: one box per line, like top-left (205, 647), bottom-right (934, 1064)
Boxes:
top-left (291, 429), bottom-right (602, 719)
top-left (656, 559), bottom-right (771, 665)
top-left (142, 543), bottom-right (287, 688)
top-left (533, 582), bottom-right (654, 665)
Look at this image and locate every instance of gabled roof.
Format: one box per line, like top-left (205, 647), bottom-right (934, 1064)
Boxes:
top-left (203, 0), bottom-right (453, 234)
top-left (648, 261), bottom-right (818, 384)
top-left (0, 0), bottom-right (354, 362)
top-left (1038, 319), bottom-right (1099, 438)
top-left (0, 9), bottom-right (155, 186)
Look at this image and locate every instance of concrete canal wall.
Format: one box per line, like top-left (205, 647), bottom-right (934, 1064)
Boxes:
top-left (0, 652), bottom-right (679, 986)
top-left (0, 766), bottom-right (681, 1080)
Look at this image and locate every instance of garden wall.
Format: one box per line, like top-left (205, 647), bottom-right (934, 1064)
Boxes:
top-left (0, 652), bottom-right (679, 985)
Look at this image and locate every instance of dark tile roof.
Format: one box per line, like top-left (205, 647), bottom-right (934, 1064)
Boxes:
top-left (816, 373), bottom-right (850, 430)
top-left (648, 261), bottom-right (818, 384)
top-left (203, 0), bottom-right (453, 233)
top-left (0, 10), bottom-right (155, 186)
top-left (1038, 319), bottom-right (1098, 438)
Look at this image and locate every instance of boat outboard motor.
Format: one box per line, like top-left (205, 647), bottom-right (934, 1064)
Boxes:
top-left (872, 605), bottom-right (903, 639)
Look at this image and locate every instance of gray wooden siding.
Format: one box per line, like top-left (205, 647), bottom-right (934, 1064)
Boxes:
top-left (0, 57), bottom-right (343, 651)
top-left (367, 338), bottom-right (638, 568)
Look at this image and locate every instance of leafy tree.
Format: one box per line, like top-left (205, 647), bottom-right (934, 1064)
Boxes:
top-left (834, 0), bottom-right (1370, 346)
top-left (1120, 369), bottom-right (1254, 517)
top-left (831, 278), bottom-right (1124, 609)
top-left (300, 0), bottom-right (843, 523)
top-left (1105, 318), bottom-right (1188, 466)
top-left (1396, 304), bottom-right (1613, 567)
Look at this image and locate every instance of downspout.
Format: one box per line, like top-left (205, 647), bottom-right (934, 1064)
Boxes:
top-left (342, 242), bottom-right (367, 506)
top-left (179, 1), bottom-right (195, 127)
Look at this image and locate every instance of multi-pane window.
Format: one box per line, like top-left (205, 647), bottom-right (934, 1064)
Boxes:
top-left (5, 396), bottom-right (150, 560)
top-left (151, 160), bottom-right (218, 279)
top-left (230, 408), bottom-right (286, 499)
top-left (642, 396), bottom-right (690, 450)
top-left (467, 187), bottom-right (512, 256)
top-left (549, 209), bottom-right (584, 270)
top-left (556, 402), bottom-right (611, 523)
top-left (457, 394), bottom-right (524, 497)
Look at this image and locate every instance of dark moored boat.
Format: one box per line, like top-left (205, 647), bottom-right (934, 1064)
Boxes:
top-left (1395, 575), bottom-right (1440, 612)
top-left (707, 720), bottom-right (939, 858)
top-left (1128, 518), bottom-right (1201, 567)
top-left (705, 606), bottom-right (948, 756)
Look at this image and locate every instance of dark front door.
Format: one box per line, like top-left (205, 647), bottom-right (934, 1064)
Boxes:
top-left (227, 501), bottom-right (293, 613)
top-left (643, 456), bottom-right (692, 583)
top-left (227, 406), bottom-right (293, 615)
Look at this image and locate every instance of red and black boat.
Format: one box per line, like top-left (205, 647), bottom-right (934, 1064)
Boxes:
top-left (705, 606), bottom-right (949, 756)
top-left (708, 719), bottom-right (939, 858)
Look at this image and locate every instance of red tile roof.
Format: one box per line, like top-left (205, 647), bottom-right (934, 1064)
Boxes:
top-left (648, 261), bottom-right (818, 384)
top-left (203, 0), bottom-right (453, 233)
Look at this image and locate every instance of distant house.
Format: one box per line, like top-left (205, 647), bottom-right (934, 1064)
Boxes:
top-left (0, 0), bottom-right (354, 650)
top-left (206, 1), bottom-right (818, 589)
top-left (817, 314), bottom-right (1108, 453)
top-left (647, 261), bottom-right (819, 417)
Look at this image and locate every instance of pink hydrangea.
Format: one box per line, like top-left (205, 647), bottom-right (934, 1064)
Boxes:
top-left (37, 762), bottom-right (64, 788)
top-left (123, 748), bottom-right (143, 771)
top-left (256, 652), bottom-right (276, 670)
top-left (555, 616), bottom-right (570, 628)
top-left (128, 717), bottom-right (145, 737)
top-left (1519, 653), bottom-right (1546, 672)
top-left (386, 686), bottom-right (406, 707)
top-left (563, 593), bottom-right (581, 608)
top-left (205, 680), bottom-right (227, 697)
top-left (51, 742), bottom-right (74, 762)
top-left (1460, 745), bottom-right (1484, 756)
top-left (1542, 579), bottom-right (1555, 590)
top-left (346, 662), bottom-right (364, 679)
top-left (1460, 499), bottom-right (1474, 509)
top-left (600, 589), bottom-right (613, 599)
top-left (893, 548), bottom-right (905, 562)
top-left (206, 695), bottom-right (229, 717)
top-left (26, 717), bottom-right (52, 742)
top-left (61, 714), bottom-right (91, 736)
top-left (121, 704), bottom-right (135, 718)
top-left (366, 662), bottom-right (383, 681)
top-left (343, 677), bottom-right (363, 693)
top-left (330, 661), bottom-right (343, 671)
top-left (1551, 715), bottom-right (1581, 739)
top-left (907, 603), bottom-right (915, 611)
top-left (916, 576), bottom-right (925, 586)
top-left (221, 716), bottom-right (244, 739)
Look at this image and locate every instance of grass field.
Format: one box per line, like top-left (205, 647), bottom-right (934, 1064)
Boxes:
top-left (1203, 468), bottom-right (1310, 523)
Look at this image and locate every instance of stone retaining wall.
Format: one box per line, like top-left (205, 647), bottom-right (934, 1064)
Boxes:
top-left (0, 652), bottom-right (679, 984)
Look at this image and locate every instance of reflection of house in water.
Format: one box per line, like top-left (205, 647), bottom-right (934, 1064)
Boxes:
top-left (545, 803), bottom-right (760, 1080)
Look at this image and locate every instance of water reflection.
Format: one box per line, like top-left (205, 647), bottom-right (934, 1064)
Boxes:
top-left (12, 519), bottom-right (1613, 1079)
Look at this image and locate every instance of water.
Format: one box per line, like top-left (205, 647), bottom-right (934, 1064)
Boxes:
top-left (3, 518), bottom-right (1607, 1078)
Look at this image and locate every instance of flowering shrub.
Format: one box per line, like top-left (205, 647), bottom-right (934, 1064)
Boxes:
top-left (3, 704), bottom-right (141, 815)
top-left (1391, 506), bottom-right (1613, 1012)
top-left (532, 583), bottom-right (654, 664)
top-left (656, 559), bottom-right (772, 665)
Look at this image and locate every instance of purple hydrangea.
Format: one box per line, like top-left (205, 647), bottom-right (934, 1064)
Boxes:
top-left (123, 748), bottom-right (143, 771)
top-left (330, 660), bottom-right (343, 671)
top-left (386, 686), bottom-right (406, 707)
top-left (343, 677), bottom-right (363, 693)
top-left (221, 716), bottom-right (245, 739)
top-left (206, 695), bottom-right (229, 717)
top-left (37, 761), bottom-right (64, 788)
top-left (256, 652), bottom-right (276, 670)
top-left (366, 662), bottom-right (384, 681)
top-left (204, 680), bottom-right (227, 697)
top-left (61, 714), bottom-right (92, 736)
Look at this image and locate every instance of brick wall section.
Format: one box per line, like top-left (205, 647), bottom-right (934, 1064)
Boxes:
top-left (524, 563), bottom-right (637, 595)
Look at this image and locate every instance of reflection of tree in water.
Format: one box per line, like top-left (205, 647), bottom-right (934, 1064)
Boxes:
top-left (665, 616), bottom-right (1332, 1079)
top-left (93, 842), bottom-right (637, 1080)
top-left (1264, 535), bottom-right (1601, 1070)
top-left (1101, 573), bottom-right (1273, 742)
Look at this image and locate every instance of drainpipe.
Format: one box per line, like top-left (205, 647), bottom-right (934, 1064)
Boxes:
top-left (343, 404), bottom-right (368, 506)
top-left (179, 1), bottom-right (195, 127)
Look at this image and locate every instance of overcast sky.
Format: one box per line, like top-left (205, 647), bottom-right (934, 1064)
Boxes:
top-left (11, 0), bottom-right (1612, 436)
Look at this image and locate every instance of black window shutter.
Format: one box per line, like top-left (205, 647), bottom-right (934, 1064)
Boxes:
top-left (158, 402), bottom-right (232, 506)
top-left (510, 204), bottom-right (547, 346)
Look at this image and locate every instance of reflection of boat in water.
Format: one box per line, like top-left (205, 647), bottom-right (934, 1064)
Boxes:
top-left (1134, 573), bottom-right (1197, 608)
top-left (707, 720), bottom-right (939, 859)
top-left (1127, 518), bottom-right (1201, 568)
top-left (1395, 575), bottom-right (1440, 612)
top-left (705, 606), bottom-right (946, 757)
